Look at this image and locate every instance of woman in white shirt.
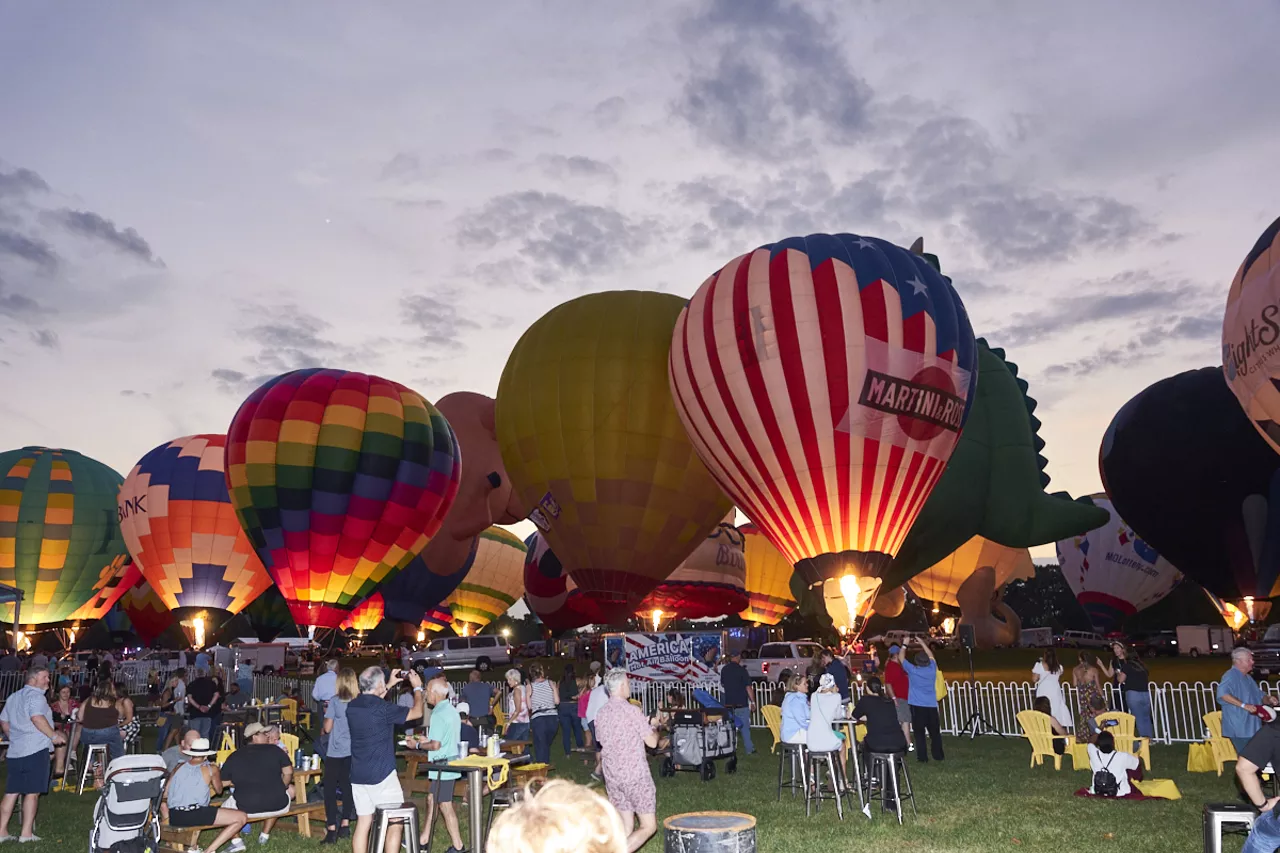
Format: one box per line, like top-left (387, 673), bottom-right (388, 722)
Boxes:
top-left (1087, 731), bottom-right (1140, 797)
top-left (806, 674), bottom-right (845, 754)
top-left (1031, 649), bottom-right (1071, 729)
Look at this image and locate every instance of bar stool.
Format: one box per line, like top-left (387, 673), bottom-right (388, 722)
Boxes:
top-left (804, 749), bottom-right (846, 819)
top-left (864, 751), bottom-right (916, 824)
top-left (844, 742), bottom-right (866, 812)
top-left (1203, 803), bottom-right (1258, 853)
top-left (370, 803), bottom-right (420, 853)
top-left (486, 786), bottom-right (525, 843)
top-left (776, 741), bottom-right (807, 801)
top-left (78, 743), bottom-right (110, 795)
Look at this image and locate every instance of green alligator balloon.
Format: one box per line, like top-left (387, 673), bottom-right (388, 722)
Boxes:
top-left (879, 337), bottom-right (1110, 591)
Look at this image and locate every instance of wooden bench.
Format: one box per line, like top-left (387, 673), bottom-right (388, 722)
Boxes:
top-left (160, 801), bottom-right (325, 852)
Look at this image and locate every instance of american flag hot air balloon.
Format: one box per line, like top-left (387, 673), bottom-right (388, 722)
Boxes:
top-left (669, 234), bottom-right (978, 628)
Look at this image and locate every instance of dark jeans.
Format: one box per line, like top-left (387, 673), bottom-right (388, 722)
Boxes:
top-left (323, 755), bottom-right (353, 828)
top-left (557, 703), bottom-right (584, 754)
top-left (531, 715), bottom-right (559, 764)
top-left (909, 705), bottom-right (944, 761)
top-left (80, 726), bottom-right (124, 763)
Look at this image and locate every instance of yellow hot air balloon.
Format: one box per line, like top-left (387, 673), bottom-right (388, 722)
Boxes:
top-left (738, 523), bottom-right (797, 626)
top-left (446, 526), bottom-right (527, 634)
top-left (907, 535), bottom-right (1034, 607)
top-left (496, 291), bottom-right (732, 622)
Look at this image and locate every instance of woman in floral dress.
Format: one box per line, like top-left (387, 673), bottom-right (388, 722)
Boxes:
top-left (1073, 652), bottom-right (1107, 743)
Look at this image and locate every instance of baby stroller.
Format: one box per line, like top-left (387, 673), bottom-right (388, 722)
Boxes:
top-left (90, 755), bottom-right (167, 853)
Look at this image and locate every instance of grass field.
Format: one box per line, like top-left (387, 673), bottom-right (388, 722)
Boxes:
top-left (3, 727), bottom-right (1255, 853)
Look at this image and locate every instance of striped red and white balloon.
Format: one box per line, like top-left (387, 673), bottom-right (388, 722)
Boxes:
top-left (669, 233), bottom-right (978, 596)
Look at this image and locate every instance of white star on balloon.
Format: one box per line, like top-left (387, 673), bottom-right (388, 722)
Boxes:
top-left (908, 276), bottom-right (928, 295)
top-left (853, 237), bottom-right (876, 250)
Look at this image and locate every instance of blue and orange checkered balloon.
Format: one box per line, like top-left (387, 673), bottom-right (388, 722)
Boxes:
top-left (119, 434), bottom-right (274, 615)
top-left (225, 368), bottom-right (461, 628)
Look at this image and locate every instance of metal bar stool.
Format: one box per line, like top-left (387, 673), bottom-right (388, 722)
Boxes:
top-left (864, 751), bottom-right (917, 824)
top-left (804, 749), bottom-right (846, 820)
top-left (370, 803), bottom-right (420, 853)
top-left (486, 786), bottom-right (524, 843)
top-left (1203, 803), bottom-right (1258, 853)
top-left (776, 742), bottom-right (807, 801)
top-left (844, 742), bottom-right (866, 812)
top-left (78, 743), bottom-right (110, 795)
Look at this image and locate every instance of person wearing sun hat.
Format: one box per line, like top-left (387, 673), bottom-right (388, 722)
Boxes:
top-left (163, 737), bottom-right (248, 853)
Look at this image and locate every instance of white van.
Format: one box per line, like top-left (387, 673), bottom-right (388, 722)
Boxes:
top-left (409, 635), bottom-right (513, 672)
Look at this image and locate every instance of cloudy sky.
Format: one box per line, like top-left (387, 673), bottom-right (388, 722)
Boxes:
top-left (1, 1), bottom-right (1275, 560)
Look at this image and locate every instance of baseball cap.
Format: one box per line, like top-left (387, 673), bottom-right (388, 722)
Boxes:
top-left (888, 644), bottom-right (901, 655)
top-left (243, 722), bottom-right (268, 738)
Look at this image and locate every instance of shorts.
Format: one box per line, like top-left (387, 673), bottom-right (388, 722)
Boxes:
top-left (429, 778), bottom-right (457, 801)
top-left (894, 698), bottom-right (911, 725)
top-left (352, 772), bottom-right (405, 817)
top-left (169, 806), bottom-right (221, 827)
top-left (225, 790), bottom-right (293, 818)
top-left (5, 749), bottom-right (51, 795)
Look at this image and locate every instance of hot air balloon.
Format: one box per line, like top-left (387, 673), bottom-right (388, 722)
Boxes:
top-left (419, 606), bottom-right (451, 639)
top-left (379, 392), bottom-right (524, 626)
top-left (119, 578), bottom-right (175, 645)
top-left (1100, 367), bottom-right (1280, 607)
top-left (498, 291), bottom-right (733, 621)
top-left (522, 532), bottom-right (600, 633)
top-left (237, 586), bottom-right (298, 642)
top-left (445, 527), bottom-right (527, 636)
top-left (738, 523), bottom-right (797, 626)
top-left (0, 447), bottom-right (129, 626)
top-left (225, 368), bottom-right (462, 629)
top-left (1056, 495), bottom-right (1182, 633)
top-left (669, 234), bottom-right (978, 632)
top-left (341, 592), bottom-right (386, 635)
top-left (1223, 215), bottom-right (1280, 454)
top-left (118, 435), bottom-right (274, 641)
top-left (637, 512), bottom-right (746, 625)
top-left (907, 536), bottom-right (1034, 608)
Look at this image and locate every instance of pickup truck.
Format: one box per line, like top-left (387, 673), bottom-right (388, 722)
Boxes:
top-left (1248, 625), bottom-right (1280, 675)
top-left (745, 640), bottom-right (825, 682)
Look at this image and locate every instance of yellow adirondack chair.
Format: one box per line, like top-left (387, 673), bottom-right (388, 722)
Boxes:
top-left (280, 732), bottom-right (300, 763)
top-left (1017, 710), bottom-right (1070, 770)
top-left (762, 705), bottom-right (784, 753)
top-left (1094, 711), bottom-right (1152, 770)
top-left (1204, 711), bottom-right (1238, 775)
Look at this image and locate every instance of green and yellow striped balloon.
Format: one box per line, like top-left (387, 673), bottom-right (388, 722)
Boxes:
top-left (0, 446), bottom-right (128, 625)
top-left (445, 526), bottom-right (527, 634)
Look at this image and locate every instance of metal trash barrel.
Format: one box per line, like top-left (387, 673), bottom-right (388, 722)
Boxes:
top-left (663, 812), bottom-right (756, 853)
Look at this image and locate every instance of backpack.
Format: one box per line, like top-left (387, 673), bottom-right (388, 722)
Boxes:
top-left (1092, 752), bottom-right (1119, 797)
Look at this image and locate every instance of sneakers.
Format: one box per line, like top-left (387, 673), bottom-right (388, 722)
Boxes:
top-left (590, 771), bottom-right (603, 782)
top-left (228, 838), bottom-right (248, 853)
top-left (258, 833), bottom-right (270, 845)
top-left (17, 837), bottom-right (41, 844)
top-left (0, 836), bottom-right (14, 844)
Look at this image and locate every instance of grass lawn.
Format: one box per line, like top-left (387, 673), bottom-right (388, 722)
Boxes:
top-left (5, 728), bottom-right (1253, 853)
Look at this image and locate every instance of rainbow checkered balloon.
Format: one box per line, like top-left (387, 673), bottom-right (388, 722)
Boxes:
top-left (0, 446), bottom-right (129, 625)
top-left (225, 368), bottom-right (461, 628)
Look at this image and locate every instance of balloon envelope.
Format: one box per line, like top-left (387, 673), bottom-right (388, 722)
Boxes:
top-left (225, 368), bottom-right (461, 628)
top-left (378, 536), bottom-right (477, 625)
top-left (68, 555), bottom-right (142, 622)
top-left (737, 523), bottom-right (797, 626)
top-left (341, 591), bottom-right (386, 634)
top-left (1056, 494), bottom-right (1182, 632)
top-left (119, 577), bottom-right (175, 645)
top-left (445, 527), bottom-right (527, 634)
top-left (0, 447), bottom-right (128, 625)
top-left (637, 513), bottom-right (746, 620)
top-left (1223, 215), bottom-right (1280, 453)
top-left (669, 233), bottom-right (977, 597)
top-left (1100, 366), bottom-right (1280, 601)
top-left (522, 532), bottom-right (600, 632)
top-left (119, 435), bottom-right (273, 615)
top-left (498, 291), bottom-right (732, 619)
top-left (908, 536), bottom-right (1034, 608)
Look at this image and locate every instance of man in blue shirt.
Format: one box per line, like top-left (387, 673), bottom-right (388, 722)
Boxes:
top-left (719, 651), bottom-right (755, 755)
top-left (821, 649), bottom-right (851, 703)
top-left (346, 666), bottom-right (424, 853)
top-left (1218, 647), bottom-right (1267, 752)
top-left (0, 668), bottom-right (65, 841)
top-left (902, 638), bottom-right (944, 762)
top-left (410, 676), bottom-right (464, 853)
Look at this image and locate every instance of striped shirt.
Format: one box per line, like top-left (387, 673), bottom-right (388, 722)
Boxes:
top-left (529, 680), bottom-right (557, 719)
